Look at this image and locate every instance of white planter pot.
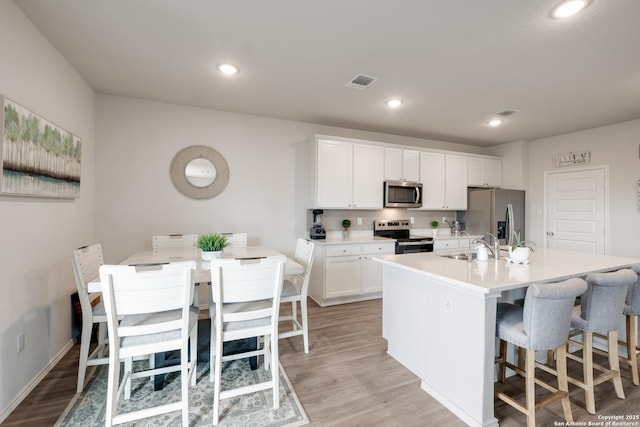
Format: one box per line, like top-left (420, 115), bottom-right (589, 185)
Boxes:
top-left (201, 250), bottom-right (223, 261)
top-left (508, 247), bottom-right (531, 262)
top-left (432, 229), bottom-right (438, 237)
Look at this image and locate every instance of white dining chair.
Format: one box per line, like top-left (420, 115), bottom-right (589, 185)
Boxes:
top-left (71, 244), bottom-right (109, 393)
top-left (153, 233), bottom-right (202, 306)
top-left (279, 238), bottom-right (315, 353)
top-left (209, 256), bottom-right (285, 425)
top-left (99, 261), bottom-right (199, 427)
top-left (152, 234), bottom-right (198, 252)
top-left (220, 232), bottom-right (247, 249)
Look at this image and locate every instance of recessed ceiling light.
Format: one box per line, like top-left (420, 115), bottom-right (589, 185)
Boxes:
top-left (487, 118), bottom-right (503, 127)
top-left (217, 63), bottom-right (239, 76)
top-left (386, 99), bottom-right (403, 108)
top-left (551, 0), bottom-right (589, 19)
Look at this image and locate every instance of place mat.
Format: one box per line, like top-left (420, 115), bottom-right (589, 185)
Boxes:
top-left (55, 359), bottom-right (308, 427)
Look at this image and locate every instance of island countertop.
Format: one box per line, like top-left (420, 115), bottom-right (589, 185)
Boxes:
top-left (374, 248), bottom-right (640, 295)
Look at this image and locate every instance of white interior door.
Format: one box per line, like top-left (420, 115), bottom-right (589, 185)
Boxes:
top-left (544, 167), bottom-right (607, 254)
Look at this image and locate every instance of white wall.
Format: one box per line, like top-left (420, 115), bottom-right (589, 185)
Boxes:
top-left (94, 95), bottom-right (488, 263)
top-left (526, 119), bottom-right (640, 258)
top-left (0, 2), bottom-right (95, 419)
top-left (488, 140), bottom-right (528, 191)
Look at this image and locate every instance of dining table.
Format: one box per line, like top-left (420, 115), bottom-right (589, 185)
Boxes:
top-left (88, 245), bottom-right (303, 390)
top-left (88, 245), bottom-right (303, 293)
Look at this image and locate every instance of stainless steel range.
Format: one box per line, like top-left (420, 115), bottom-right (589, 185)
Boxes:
top-left (373, 219), bottom-right (434, 254)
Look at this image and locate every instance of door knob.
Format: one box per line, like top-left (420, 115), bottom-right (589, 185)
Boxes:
top-left (546, 231), bottom-right (554, 236)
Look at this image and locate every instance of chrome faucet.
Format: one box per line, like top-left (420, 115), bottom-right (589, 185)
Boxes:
top-left (471, 238), bottom-right (494, 256)
top-left (488, 233), bottom-right (501, 260)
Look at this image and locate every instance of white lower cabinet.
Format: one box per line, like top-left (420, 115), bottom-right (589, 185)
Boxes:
top-left (310, 241), bottom-right (395, 306)
top-left (324, 246), bottom-right (361, 298)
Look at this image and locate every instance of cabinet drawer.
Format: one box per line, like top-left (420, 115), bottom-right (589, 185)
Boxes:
top-left (362, 242), bottom-right (395, 255)
top-left (434, 239), bottom-right (459, 251)
top-left (325, 245), bottom-right (361, 257)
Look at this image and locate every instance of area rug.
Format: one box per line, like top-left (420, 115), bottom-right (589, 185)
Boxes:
top-left (55, 359), bottom-right (309, 427)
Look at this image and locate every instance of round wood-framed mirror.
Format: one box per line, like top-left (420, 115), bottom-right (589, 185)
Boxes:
top-left (170, 145), bottom-right (229, 199)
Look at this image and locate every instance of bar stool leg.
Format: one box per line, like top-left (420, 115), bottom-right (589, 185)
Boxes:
top-left (525, 349), bottom-right (536, 427)
top-left (556, 344), bottom-right (573, 423)
top-left (627, 315), bottom-right (639, 386)
top-left (608, 330), bottom-right (625, 399)
top-left (497, 339), bottom-right (507, 382)
top-left (583, 332), bottom-right (596, 414)
top-left (545, 350), bottom-right (553, 367)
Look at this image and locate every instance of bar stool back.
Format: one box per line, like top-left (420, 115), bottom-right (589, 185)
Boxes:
top-left (567, 268), bottom-right (637, 414)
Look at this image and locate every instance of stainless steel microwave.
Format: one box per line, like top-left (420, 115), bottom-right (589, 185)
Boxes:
top-left (384, 180), bottom-right (423, 208)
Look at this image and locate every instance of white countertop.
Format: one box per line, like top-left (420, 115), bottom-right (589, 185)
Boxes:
top-left (310, 229), bottom-right (482, 244)
top-left (374, 248), bottom-right (640, 295)
top-left (311, 235), bottom-right (395, 245)
top-left (410, 228), bottom-right (482, 240)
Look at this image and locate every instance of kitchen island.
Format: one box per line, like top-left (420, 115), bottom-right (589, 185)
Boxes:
top-left (373, 249), bottom-right (640, 427)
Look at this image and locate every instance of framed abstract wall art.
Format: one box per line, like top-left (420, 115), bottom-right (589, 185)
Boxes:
top-left (1, 96), bottom-right (81, 198)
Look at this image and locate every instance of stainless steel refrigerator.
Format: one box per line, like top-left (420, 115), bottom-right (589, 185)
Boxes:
top-left (458, 188), bottom-right (525, 245)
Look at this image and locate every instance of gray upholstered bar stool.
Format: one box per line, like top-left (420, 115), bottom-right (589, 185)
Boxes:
top-left (495, 278), bottom-right (587, 427)
top-left (564, 268), bottom-right (637, 414)
top-left (621, 264), bottom-right (640, 385)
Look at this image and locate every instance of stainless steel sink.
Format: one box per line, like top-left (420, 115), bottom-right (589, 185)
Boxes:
top-left (440, 253), bottom-right (476, 261)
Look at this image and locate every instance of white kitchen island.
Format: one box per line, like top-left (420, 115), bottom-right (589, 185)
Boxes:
top-left (373, 249), bottom-right (640, 427)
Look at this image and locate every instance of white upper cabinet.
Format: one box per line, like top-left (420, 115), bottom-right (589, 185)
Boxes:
top-left (418, 152), bottom-right (468, 210)
top-left (352, 143), bottom-right (385, 208)
top-left (384, 148), bottom-right (420, 182)
top-left (314, 139), bottom-right (352, 208)
top-left (418, 152), bottom-right (445, 209)
top-left (467, 157), bottom-right (502, 187)
top-left (445, 155), bottom-right (468, 209)
top-left (310, 138), bottom-right (384, 209)
top-left (309, 135), bottom-right (498, 211)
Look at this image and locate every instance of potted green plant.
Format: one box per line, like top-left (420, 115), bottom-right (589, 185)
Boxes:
top-left (508, 231), bottom-right (536, 262)
top-left (197, 233), bottom-right (229, 261)
top-left (342, 219), bottom-right (351, 238)
top-left (431, 220), bottom-right (439, 237)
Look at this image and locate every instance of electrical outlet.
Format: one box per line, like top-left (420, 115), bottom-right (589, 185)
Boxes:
top-left (443, 296), bottom-right (455, 314)
top-left (410, 216), bottom-right (414, 224)
top-left (442, 216), bottom-right (447, 223)
top-left (357, 217), bottom-right (362, 225)
top-left (17, 331), bottom-right (25, 353)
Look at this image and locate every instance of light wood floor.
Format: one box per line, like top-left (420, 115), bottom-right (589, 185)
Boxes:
top-left (3, 299), bottom-right (639, 426)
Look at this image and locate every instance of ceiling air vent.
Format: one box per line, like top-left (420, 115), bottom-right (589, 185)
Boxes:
top-left (495, 109), bottom-right (517, 117)
top-left (345, 74), bottom-right (377, 90)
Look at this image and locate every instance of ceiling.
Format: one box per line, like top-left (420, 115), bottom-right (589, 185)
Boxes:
top-left (14, 0), bottom-right (640, 147)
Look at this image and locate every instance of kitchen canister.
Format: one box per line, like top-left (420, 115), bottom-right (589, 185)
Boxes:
top-left (476, 246), bottom-right (489, 261)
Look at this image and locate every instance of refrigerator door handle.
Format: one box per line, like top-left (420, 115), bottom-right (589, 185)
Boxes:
top-left (506, 203), bottom-right (515, 245)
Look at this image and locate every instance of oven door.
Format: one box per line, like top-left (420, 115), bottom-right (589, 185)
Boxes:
top-left (395, 239), bottom-right (434, 254)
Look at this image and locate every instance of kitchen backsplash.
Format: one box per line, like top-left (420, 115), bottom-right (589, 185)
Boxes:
top-left (308, 209), bottom-right (458, 232)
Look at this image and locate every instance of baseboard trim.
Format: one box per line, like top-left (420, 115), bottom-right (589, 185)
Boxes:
top-left (0, 339), bottom-right (75, 423)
